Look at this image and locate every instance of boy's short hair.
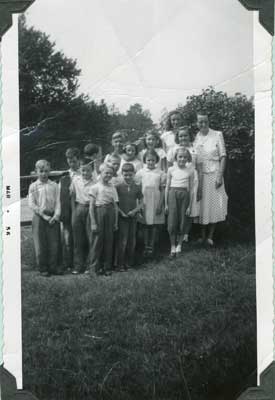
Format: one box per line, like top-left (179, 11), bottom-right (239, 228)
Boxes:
top-left (112, 131), bottom-right (123, 141)
top-left (65, 147), bottom-right (80, 159)
top-left (175, 126), bottom-right (190, 144)
top-left (123, 142), bottom-right (138, 156)
top-left (84, 143), bottom-right (99, 157)
top-left (101, 164), bottom-right (114, 175)
top-left (79, 158), bottom-right (93, 168)
top-left (174, 147), bottom-right (192, 162)
top-left (109, 154), bottom-right (121, 163)
top-left (35, 159), bottom-right (50, 170)
top-left (143, 149), bottom-right (160, 164)
top-left (121, 163), bottom-right (135, 173)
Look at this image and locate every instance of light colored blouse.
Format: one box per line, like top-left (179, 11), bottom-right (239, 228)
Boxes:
top-left (160, 131), bottom-right (176, 154)
top-left (194, 129), bottom-right (226, 173)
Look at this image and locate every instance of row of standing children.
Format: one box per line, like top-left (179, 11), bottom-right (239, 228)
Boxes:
top-left (28, 126), bottom-right (201, 277)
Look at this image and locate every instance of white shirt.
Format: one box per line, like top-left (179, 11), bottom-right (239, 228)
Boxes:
top-left (28, 179), bottom-right (60, 218)
top-left (168, 165), bottom-right (194, 189)
top-left (70, 175), bottom-right (95, 205)
top-left (89, 181), bottom-right (118, 206)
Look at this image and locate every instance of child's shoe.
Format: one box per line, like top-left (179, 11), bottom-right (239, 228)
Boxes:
top-left (175, 243), bottom-right (182, 254)
top-left (169, 245), bottom-right (176, 258)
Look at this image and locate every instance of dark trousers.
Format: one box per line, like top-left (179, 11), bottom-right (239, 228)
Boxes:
top-left (32, 214), bottom-right (60, 273)
top-left (90, 204), bottom-right (115, 273)
top-left (72, 203), bottom-right (92, 272)
top-left (61, 221), bottom-right (73, 269)
top-left (167, 188), bottom-right (190, 235)
top-left (115, 216), bottom-right (137, 267)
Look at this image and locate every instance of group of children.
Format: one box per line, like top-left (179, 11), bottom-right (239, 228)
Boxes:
top-left (28, 127), bottom-right (201, 277)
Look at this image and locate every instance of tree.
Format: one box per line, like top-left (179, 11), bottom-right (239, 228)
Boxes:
top-left (19, 15), bottom-right (81, 127)
top-left (109, 103), bottom-right (154, 143)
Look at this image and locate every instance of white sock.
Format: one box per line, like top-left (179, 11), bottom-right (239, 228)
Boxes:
top-left (176, 243), bottom-right (182, 252)
top-left (171, 245), bottom-right (176, 253)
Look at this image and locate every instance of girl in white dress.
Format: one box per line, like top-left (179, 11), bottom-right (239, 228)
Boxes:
top-left (161, 110), bottom-right (183, 154)
top-left (193, 112), bottom-right (228, 246)
top-left (135, 149), bottom-right (166, 257)
top-left (139, 130), bottom-right (167, 171)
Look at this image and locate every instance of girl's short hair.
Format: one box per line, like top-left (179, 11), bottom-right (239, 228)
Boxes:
top-left (121, 163), bottom-right (135, 173)
top-left (123, 142), bottom-right (138, 156)
top-left (35, 159), bottom-right (50, 170)
top-left (174, 147), bottom-right (192, 163)
top-left (144, 129), bottom-right (161, 148)
top-left (84, 143), bottom-right (99, 157)
top-left (65, 147), bottom-right (80, 159)
top-left (166, 110), bottom-right (183, 131)
top-left (174, 126), bottom-right (190, 144)
top-left (143, 149), bottom-right (160, 164)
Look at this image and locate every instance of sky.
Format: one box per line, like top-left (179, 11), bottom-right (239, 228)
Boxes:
top-left (25, 0), bottom-right (254, 122)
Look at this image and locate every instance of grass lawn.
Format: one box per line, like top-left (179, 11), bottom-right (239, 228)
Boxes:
top-left (22, 226), bottom-right (256, 400)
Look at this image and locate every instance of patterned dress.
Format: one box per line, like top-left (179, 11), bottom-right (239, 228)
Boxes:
top-left (135, 167), bottom-right (166, 225)
top-left (194, 129), bottom-right (228, 224)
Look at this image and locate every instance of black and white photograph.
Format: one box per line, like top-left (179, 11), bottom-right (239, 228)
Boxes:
top-left (1, 1), bottom-right (274, 399)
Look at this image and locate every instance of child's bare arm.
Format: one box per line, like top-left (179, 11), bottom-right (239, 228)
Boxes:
top-left (89, 197), bottom-right (98, 232)
top-left (165, 170), bottom-right (171, 212)
top-left (114, 202), bottom-right (119, 230)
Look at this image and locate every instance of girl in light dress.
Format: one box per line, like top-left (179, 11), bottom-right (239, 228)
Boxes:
top-left (119, 142), bottom-right (143, 173)
top-left (165, 148), bottom-right (195, 256)
top-left (139, 129), bottom-right (167, 171)
top-left (161, 110), bottom-right (183, 154)
top-left (167, 126), bottom-right (202, 242)
top-left (135, 149), bottom-right (166, 257)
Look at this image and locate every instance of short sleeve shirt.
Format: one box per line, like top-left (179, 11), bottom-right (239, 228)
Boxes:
top-left (89, 181), bottom-right (118, 206)
top-left (70, 175), bottom-right (95, 205)
top-left (116, 181), bottom-right (143, 214)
